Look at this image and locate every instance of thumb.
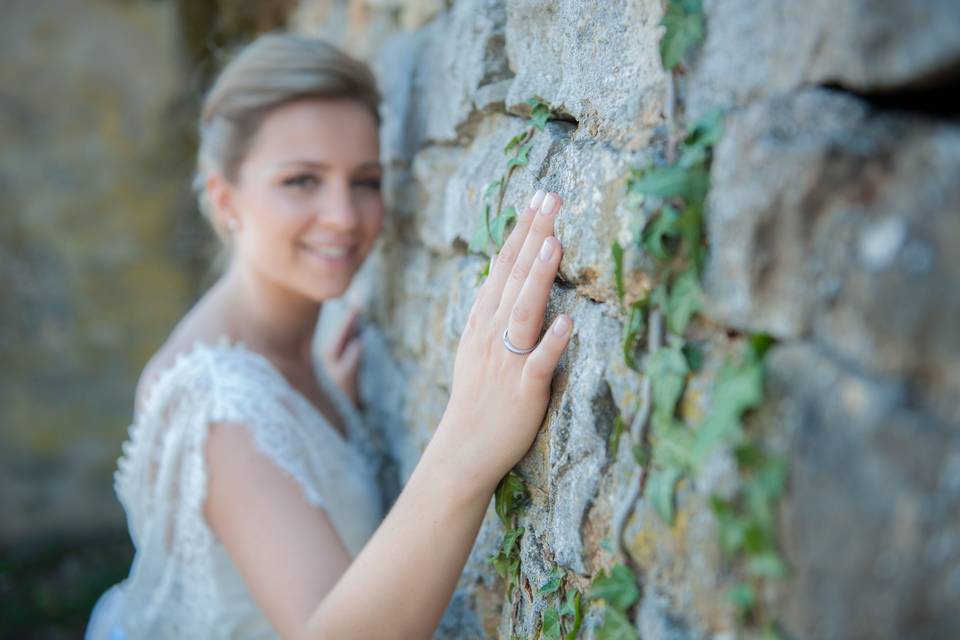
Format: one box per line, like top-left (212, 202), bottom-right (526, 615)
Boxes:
top-left (342, 337), bottom-right (363, 367)
top-left (329, 306), bottom-right (361, 359)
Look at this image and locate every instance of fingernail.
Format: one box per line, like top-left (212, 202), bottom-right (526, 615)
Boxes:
top-left (530, 189), bottom-right (546, 211)
top-left (552, 314), bottom-right (570, 336)
top-left (538, 237), bottom-right (554, 262)
top-left (540, 193), bottom-right (559, 216)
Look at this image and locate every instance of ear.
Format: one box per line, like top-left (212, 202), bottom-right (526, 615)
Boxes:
top-left (205, 172), bottom-right (240, 236)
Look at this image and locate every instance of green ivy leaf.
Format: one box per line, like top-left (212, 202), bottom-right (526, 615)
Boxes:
top-left (587, 565), bottom-right (640, 611)
top-left (504, 131), bottom-right (528, 155)
top-left (651, 414), bottom-right (696, 471)
top-left (494, 470), bottom-right (530, 528)
top-left (710, 495), bottom-right (748, 557)
top-left (491, 206), bottom-right (518, 247)
top-left (727, 581), bottom-right (755, 613)
top-left (611, 240), bottom-right (625, 304)
top-left (647, 341), bottom-right (689, 418)
top-left (689, 351), bottom-right (764, 467)
top-left (666, 268), bottom-right (703, 335)
top-left (484, 178), bottom-right (504, 199)
top-left (542, 606), bottom-right (562, 640)
top-left (468, 203), bottom-right (492, 254)
top-left (630, 164), bottom-right (709, 203)
top-left (747, 550), bottom-right (787, 579)
top-left (488, 526), bottom-right (524, 599)
top-left (646, 466), bottom-right (681, 524)
top-left (609, 414), bottom-right (626, 459)
top-left (677, 202), bottom-right (705, 271)
top-left (641, 204), bottom-right (682, 261)
top-left (631, 443), bottom-right (651, 467)
top-left (681, 342), bottom-right (703, 371)
top-left (561, 589), bottom-right (584, 640)
top-left (506, 143), bottom-right (532, 170)
top-left (530, 103), bottom-right (551, 131)
top-left (684, 107), bottom-right (724, 154)
top-left (749, 332), bottom-right (776, 360)
top-left (622, 300), bottom-right (646, 371)
top-left (505, 527), bottom-right (524, 549)
top-left (660, 0), bottom-right (705, 71)
top-left (760, 624), bottom-right (787, 640)
top-left (595, 606), bottom-right (639, 640)
top-left (476, 259), bottom-right (491, 284)
top-left (538, 566), bottom-right (565, 595)
top-left (753, 455), bottom-right (788, 501)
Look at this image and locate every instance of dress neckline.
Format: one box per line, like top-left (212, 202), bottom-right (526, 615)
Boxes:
top-left (136, 334), bottom-right (354, 448)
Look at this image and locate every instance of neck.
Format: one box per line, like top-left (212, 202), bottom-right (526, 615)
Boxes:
top-left (217, 257), bottom-right (321, 366)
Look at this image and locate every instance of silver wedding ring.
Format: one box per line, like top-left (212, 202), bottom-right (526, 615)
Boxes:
top-left (503, 328), bottom-right (538, 355)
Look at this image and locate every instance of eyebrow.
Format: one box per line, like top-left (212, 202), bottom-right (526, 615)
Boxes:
top-left (277, 160), bottom-right (383, 172)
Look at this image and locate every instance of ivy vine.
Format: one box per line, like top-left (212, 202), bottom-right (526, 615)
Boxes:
top-left (603, 0), bottom-right (790, 637)
top-left (469, 96), bottom-right (555, 281)
top-left (481, 2), bottom-right (788, 638)
top-left (487, 470), bottom-right (530, 603)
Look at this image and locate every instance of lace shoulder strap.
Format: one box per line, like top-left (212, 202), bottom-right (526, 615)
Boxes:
top-left (111, 336), bottom-right (341, 635)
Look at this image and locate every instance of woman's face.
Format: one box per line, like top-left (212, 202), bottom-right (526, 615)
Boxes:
top-left (218, 97), bottom-right (384, 301)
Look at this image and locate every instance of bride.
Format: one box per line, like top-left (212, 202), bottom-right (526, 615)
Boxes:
top-left (86, 32), bottom-right (571, 639)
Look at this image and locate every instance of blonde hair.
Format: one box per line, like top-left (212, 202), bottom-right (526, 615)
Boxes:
top-left (192, 33), bottom-right (382, 271)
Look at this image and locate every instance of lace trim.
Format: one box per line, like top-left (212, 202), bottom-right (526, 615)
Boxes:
top-left (107, 334), bottom-right (385, 637)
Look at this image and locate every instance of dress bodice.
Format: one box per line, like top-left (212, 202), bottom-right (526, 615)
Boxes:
top-left (85, 335), bottom-right (384, 639)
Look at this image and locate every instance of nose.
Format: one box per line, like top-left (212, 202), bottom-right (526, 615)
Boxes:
top-left (315, 176), bottom-right (360, 231)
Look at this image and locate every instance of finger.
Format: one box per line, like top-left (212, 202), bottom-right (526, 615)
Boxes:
top-left (342, 337), bottom-right (362, 366)
top-left (506, 235), bottom-right (562, 352)
top-left (475, 190), bottom-right (545, 318)
top-left (496, 192), bottom-right (562, 322)
top-left (522, 313), bottom-right (573, 386)
top-left (329, 307), bottom-right (361, 358)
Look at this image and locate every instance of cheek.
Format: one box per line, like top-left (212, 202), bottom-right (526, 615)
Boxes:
top-left (363, 202), bottom-right (385, 240)
top-left (245, 193), bottom-right (310, 258)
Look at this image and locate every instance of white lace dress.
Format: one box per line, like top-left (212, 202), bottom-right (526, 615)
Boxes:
top-left (85, 335), bottom-right (385, 639)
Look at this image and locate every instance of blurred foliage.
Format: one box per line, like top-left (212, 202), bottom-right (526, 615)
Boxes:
top-left (0, 535), bottom-right (133, 639)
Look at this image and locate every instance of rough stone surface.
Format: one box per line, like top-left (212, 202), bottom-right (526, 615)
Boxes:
top-left (216, 5), bottom-right (958, 639)
top-left (14, 0), bottom-right (952, 636)
top-left (294, 0), bottom-right (960, 637)
top-left (505, 0), bottom-right (665, 145)
top-left (767, 343), bottom-right (960, 640)
top-left (686, 0), bottom-right (960, 119)
top-left (705, 89), bottom-right (960, 420)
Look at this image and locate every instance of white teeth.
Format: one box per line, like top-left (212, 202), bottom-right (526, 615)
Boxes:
top-left (306, 245), bottom-right (352, 258)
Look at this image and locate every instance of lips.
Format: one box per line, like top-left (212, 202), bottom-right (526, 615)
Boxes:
top-left (299, 242), bottom-right (356, 265)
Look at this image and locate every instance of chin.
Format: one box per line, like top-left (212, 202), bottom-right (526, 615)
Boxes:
top-left (297, 274), bottom-right (354, 302)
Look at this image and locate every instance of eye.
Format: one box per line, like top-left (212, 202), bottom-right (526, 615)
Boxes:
top-left (354, 178), bottom-right (382, 191)
top-left (283, 174), bottom-right (319, 189)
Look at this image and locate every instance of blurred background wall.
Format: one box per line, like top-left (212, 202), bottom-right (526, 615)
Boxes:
top-left (2, 0), bottom-right (959, 639)
top-left (0, 0), bottom-right (296, 635)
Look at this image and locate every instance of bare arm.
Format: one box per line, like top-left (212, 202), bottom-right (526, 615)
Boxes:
top-left (205, 189), bottom-right (570, 639)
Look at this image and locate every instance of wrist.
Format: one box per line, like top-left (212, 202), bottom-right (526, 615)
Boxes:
top-left (421, 413), bottom-right (499, 509)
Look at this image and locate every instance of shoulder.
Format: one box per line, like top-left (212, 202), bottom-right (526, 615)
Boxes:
top-left (133, 292), bottom-right (254, 419)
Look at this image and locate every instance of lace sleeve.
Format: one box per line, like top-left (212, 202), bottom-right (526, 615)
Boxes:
top-left (110, 339), bottom-right (334, 636)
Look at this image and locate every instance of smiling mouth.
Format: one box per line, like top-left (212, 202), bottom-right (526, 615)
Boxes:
top-left (299, 243), bottom-right (356, 264)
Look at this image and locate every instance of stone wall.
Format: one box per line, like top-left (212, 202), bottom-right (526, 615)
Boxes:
top-left (0, 0), bottom-right (201, 545)
top-left (0, 0), bottom-right (301, 549)
top-left (300, 1), bottom-right (960, 638)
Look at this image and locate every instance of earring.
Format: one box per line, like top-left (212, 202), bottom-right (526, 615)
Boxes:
top-left (226, 218), bottom-right (238, 233)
